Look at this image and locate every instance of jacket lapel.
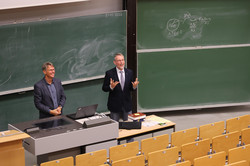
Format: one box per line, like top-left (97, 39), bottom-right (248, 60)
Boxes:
top-left (112, 67), bottom-right (124, 91)
top-left (42, 78), bottom-right (53, 101)
top-left (54, 80), bottom-right (60, 103)
top-left (112, 68), bottom-right (119, 82)
top-left (124, 68), bottom-right (129, 90)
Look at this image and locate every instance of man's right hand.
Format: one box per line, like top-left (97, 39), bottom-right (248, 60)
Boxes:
top-left (110, 78), bottom-right (119, 89)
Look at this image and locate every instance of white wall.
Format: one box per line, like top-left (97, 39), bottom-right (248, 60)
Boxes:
top-left (0, 0), bottom-right (123, 25)
top-left (0, 0), bottom-right (89, 10)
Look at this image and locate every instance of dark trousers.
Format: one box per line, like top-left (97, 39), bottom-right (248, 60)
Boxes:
top-left (110, 109), bottom-right (132, 122)
top-left (110, 108), bottom-right (134, 144)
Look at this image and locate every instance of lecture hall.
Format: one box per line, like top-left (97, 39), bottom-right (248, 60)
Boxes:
top-left (0, 0), bottom-right (250, 165)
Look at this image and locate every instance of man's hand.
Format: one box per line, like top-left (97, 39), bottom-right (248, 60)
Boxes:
top-left (50, 107), bottom-right (61, 116)
top-left (56, 106), bottom-right (62, 114)
top-left (110, 78), bottom-right (119, 89)
top-left (132, 78), bottom-right (139, 89)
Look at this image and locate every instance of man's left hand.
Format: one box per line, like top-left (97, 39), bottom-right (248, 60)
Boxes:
top-left (132, 78), bottom-right (139, 89)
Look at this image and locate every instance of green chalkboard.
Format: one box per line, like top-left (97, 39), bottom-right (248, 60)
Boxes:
top-left (0, 11), bottom-right (126, 94)
top-left (138, 47), bottom-right (250, 110)
top-left (137, 0), bottom-right (250, 49)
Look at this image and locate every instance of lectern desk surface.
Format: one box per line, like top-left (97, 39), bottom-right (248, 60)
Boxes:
top-left (8, 115), bottom-right (118, 156)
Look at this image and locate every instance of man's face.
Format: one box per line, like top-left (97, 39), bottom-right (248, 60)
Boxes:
top-left (43, 65), bottom-right (55, 79)
top-left (113, 55), bottom-right (125, 70)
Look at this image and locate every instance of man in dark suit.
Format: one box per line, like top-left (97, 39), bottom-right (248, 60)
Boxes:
top-left (34, 62), bottom-right (66, 119)
top-left (102, 53), bottom-right (139, 121)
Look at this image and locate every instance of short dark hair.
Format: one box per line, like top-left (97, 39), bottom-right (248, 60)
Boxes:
top-left (42, 62), bottom-right (53, 71)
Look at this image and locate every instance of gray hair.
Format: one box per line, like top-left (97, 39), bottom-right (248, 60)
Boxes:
top-left (114, 53), bottom-right (124, 60)
top-left (42, 62), bottom-right (54, 71)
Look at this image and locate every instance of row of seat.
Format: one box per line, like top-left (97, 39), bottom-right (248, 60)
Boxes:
top-left (108, 129), bottom-right (250, 165)
top-left (40, 114), bottom-right (250, 166)
top-left (40, 143), bottom-right (250, 166)
top-left (104, 144), bottom-right (250, 166)
top-left (172, 114), bottom-right (250, 149)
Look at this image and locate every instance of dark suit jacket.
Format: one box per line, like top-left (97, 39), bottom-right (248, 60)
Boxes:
top-left (102, 67), bottom-right (135, 113)
top-left (34, 77), bottom-right (66, 118)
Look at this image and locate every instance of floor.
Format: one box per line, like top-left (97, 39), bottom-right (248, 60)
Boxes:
top-left (154, 105), bottom-right (250, 131)
top-left (25, 105), bottom-right (250, 166)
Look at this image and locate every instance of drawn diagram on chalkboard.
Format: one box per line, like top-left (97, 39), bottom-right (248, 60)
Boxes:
top-left (163, 12), bottom-right (211, 41)
top-left (57, 34), bottom-right (126, 80)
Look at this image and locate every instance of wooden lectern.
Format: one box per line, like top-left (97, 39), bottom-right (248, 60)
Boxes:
top-left (0, 130), bottom-right (30, 166)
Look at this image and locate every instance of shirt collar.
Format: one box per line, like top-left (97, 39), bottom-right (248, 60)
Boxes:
top-left (44, 77), bottom-right (54, 85)
top-left (116, 67), bottom-right (124, 73)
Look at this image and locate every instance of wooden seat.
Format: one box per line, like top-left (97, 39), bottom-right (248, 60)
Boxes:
top-left (181, 138), bottom-right (210, 165)
top-left (40, 156), bottom-right (74, 166)
top-left (147, 146), bottom-right (179, 166)
top-left (75, 149), bottom-right (107, 166)
top-left (228, 144), bottom-right (250, 164)
top-left (241, 128), bottom-right (250, 146)
top-left (112, 155), bottom-right (145, 166)
top-left (193, 151), bottom-right (226, 166)
top-left (109, 141), bottom-right (139, 163)
top-left (226, 160), bottom-right (248, 166)
top-left (141, 133), bottom-right (169, 160)
top-left (98, 164), bottom-right (109, 166)
top-left (199, 121), bottom-right (225, 143)
top-left (171, 127), bottom-right (198, 151)
top-left (212, 131), bottom-right (240, 155)
top-left (226, 115), bottom-right (250, 133)
top-left (168, 160), bottom-right (191, 166)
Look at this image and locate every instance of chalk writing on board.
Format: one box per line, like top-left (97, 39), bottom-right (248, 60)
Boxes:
top-left (163, 12), bottom-right (211, 41)
top-left (57, 34), bottom-right (125, 80)
top-left (0, 75), bottom-right (12, 87)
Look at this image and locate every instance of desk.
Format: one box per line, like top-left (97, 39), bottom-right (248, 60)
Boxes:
top-left (8, 115), bottom-right (118, 165)
top-left (118, 115), bottom-right (175, 141)
top-left (0, 130), bottom-right (30, 166)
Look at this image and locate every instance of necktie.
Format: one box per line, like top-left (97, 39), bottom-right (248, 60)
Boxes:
top-left (120, 70), bottom-right (124, 90)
